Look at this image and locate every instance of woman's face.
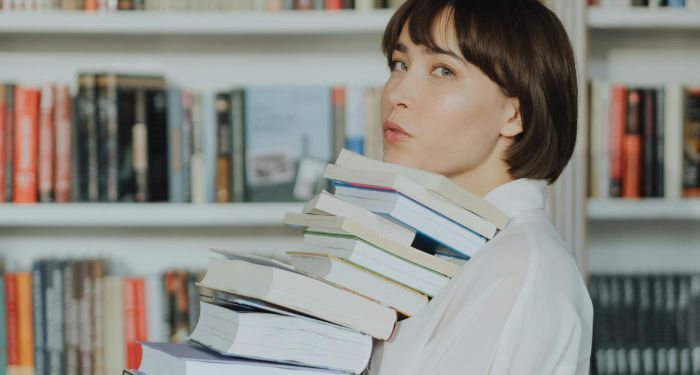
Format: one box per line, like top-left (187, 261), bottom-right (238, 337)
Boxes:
top-left (381, 12), bottom-right (521, 184)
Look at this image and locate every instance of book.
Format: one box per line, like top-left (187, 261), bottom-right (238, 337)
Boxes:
top-left (197, 256), bottom-right (397, 340)
top-left (284, 212), bottom-right (458, 278)
top-left (13, 86), bottom-right (40, 203)
top-left (136, 342), bottom-right (348, 375)
top-left (16, 272), bottom-right (35, 375)
top-left (215, 92), bottom-right (231, 203)
top-left (623, 88), bottom-right (642, 198)
top-left (297, 231), bottom-right (449, 297)
top-left (303, 190), bottom-right (416, 246)
top-left (324, 163), bottom-right (499, 238)
top-left (244, 86), bottom-right (332, 202)
top-left (54, 84), bottom-right (72, 203)
top-left (288, 252), bottom-right (428, 316)
top-left (38, 84), bottom-right (55, 203)
top-left (0, 84), bottom-right (6, 202)
top-left (189, 301), bottom-right (372, 374)
top-left (333, 149), bottom-right (508, 229)
top-left (683, 87), bottom-right (700, 197)
top-left (333, 183), bottom-right (490, 257)
top-left (0, 263), bottom-right (6, 375)
top-left (5, 273), bottom-right (19, 375)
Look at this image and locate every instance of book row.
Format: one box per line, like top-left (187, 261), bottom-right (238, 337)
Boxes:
top-left (588, 0), bottom-right (700, 7)
top-left (0, 76), bottom-right (384, 204)
top-left (0, 258), bottom-right (205, 375)
top-left (0, 0), bottom-right (406, 11)
top-left (588, 81), bottom-right (700, 199)
top-left (589, 273), bottom-right (700, 375)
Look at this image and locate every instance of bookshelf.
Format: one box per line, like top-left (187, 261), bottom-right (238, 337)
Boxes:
top-left (584, 4), bottom-right (700, 275)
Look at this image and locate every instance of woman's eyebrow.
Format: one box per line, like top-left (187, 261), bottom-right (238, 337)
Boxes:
top-left (393, 41), bottom-right (465, 65)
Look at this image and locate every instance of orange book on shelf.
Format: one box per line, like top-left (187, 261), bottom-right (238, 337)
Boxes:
top-left (5, 273), bottom-right (20, 375)
top-left (16, 272), bottom-right (35, 375)
top-left (609, 85), bottom-right (627, 198)
top-left (623, 89), bottom-right (642, 199)
top-left (124, 278), bottom-right (148, 370)
top-left (13, 86), bottom-right (40, 204)
top-left (325, 0), bottom-right (343, 9)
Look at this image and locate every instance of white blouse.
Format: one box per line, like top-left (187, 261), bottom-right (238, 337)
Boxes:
top-left (367, 179), bottom-right (593, 375)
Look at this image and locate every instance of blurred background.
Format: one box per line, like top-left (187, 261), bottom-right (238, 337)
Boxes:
top-left (0, 0), bottom-right (699, 374)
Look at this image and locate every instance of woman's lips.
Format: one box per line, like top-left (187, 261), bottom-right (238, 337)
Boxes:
top-left (383, 120), bottom-right (412, 144)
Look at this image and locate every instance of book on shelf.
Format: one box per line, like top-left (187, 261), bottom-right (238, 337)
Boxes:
top-left (0, 0), bottom-right (406, 11)
top-left (588, 0), bottom-right (700, 8)
top-left (588, 80), bottom-right (700, 200)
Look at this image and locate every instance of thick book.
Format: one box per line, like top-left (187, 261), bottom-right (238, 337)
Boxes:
top-left (136, 342), bottom-right (349, 375)
top-left (333, 149), bottom-right (508, 229)
top-left (298, 231), bottom-right (449, 297)
top-left (303, 190), bottom-right (416, 246)
top-left (244, 85), bottom-right (333, 202)
top-left (288, 252), bottom-right (428, 316)
top-left (324, 163), bottom-right (498, 239)
top-left (333, 184), bottom-right (490, 258)
top-left (197, 256), bottom-right (397, 340)
top-left (283, 212), bottom-right (458, 278)
top-left (189, 301), bottom-right (372, 374)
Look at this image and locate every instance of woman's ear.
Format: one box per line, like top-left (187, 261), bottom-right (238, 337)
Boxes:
top-left (501, 97), bottom-right (523, 138)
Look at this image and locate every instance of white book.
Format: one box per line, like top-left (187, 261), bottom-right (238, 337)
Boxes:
top-left (138, 342), bottom-right (348, 375)
top-left (303, 190), bottom-right (416, 246)
top-left (190, 301), bottom-right (372, 374)
top-left (665, 83), bottom-right (684, 199)
top-left (284, 212), bottom-right (459, 278)
top-left (198, 256), bottom-right (397, 340)
top-left (333, 185), bottom-right (488, 258)
top-left (300, 231), bottom-right (449, 297)
top-left (334, 149), bottom-right (508, 229)
top-left (288, 252), bottom-right (429, 316)
top-left (146, 274), bottom-right (168, 343)
top-left (590, 79), bottom-right (611, 198)
top-left (102, 277), bottom-right (125, 375)
top-left (324, 164), bottom-right (500, 238)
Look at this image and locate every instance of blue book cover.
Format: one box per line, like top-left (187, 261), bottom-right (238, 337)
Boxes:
top-left (244, 86), bottom-right (333, 202)
top-left (668, 0), bottom-right (685, 6)
top-left (345, 86), bottom-right (365, 156)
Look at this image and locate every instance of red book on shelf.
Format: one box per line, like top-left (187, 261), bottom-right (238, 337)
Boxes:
top-left (54, 84), bottom-right (72, 203)
top-left (609, 85), bottom-right (628, 198)
top-left (38, 84), bottom-right (55, 203)
top-left (124, 278), bottom-right (148, 370)
top-left (0, 85), bottom-right (7, 202)
top-left (13, 86), bottom-right (40, 204)
top-left (5, 273), bottom-right (20, 375)
top-left (296, 0), bottom-right (313, 10)
top-left (325, 0), bottom-right (343, 9)
top-left (623, 89), bottom-right (642, 199)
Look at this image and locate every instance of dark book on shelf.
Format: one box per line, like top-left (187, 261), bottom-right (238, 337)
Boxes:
top-left (683, 87), bottom-right (700, 197)
top-left (215, 92), bottom-right (232, 203)
top-left (230, 88), bottom-right (247, 203)
top-left (642, 89), bottom-right (657, 198)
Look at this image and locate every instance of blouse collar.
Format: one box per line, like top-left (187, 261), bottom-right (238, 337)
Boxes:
top-left (483, 178), bottom-right (547, 219)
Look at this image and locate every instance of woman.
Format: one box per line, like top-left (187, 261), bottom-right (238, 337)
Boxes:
top-left (368, 0), bottom-right (593, 374)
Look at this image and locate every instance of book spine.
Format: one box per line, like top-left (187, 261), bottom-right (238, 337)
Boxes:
top-left (0, 273), bottom-right (6, 375)
top-left (63, 262), bottom-right (79, 375)
top-left (132, 90), bottom-right (149, 202)
top-left (622, 88), bottom-right (642, 198)
top-left (355, 0), bottom-right (371, 10)
top-left (296, 0), bottom-right (312, 9)
top-left (332, 86), bottom-right (346, 161)
top-left (91, 260), bottom-right (105, 375)
top-left (186, 272), bottom-right (199, 335)
top-left (76, 74), bottom-right (99, 202)
top-left (13, 86), bottom-right (40, 203)
top-left (5, 274), bottom-right (20, 375)
top-left (44, 261), bottom-right (65, 375)
top-left (101, 75), bottom-right (120, 202)
top-left (54, 84), bottom-right (72, 203)
top-left (167, 87), bottom-right (184, 203)
top-left (324, 0), bottom-right (342, 9)
top-left (0, 85), bottom-right (5, 203)
top-left (609, 85), bottom-right (627, 198)
top-left (123, 278), bottom-right (138, 370)
top-left (655, 88), bottom-right (665, 198)
top-left (164, 271), bottom-right (189, 343)
top-left (215, 93), bottom-right (231, 203)
top-left (5, 84), bottom-right (14, 202)
top-left (32, 261), bottom-right (47, 375)
top-left (146, 87), bottom-right (169, 202)
top-left (230, 89), bottom-right (246, 202)
top-left (78, 261), bottom-right (94, 375)
top-left (201, 92), bottom-right (217, 203)
top-left (38, 84), bottom-right (55, 203)
top-left (102, 277), bottom-right (124, 375)
top-left (683, 87), bottom-right (700, 197)
top-left (16, 272), bottom-right (35, 375)
top-left (181, 90), bottom-right (192, 202)
top-left (189, 93), bottom-right (205, 203)
top-left (642, 89), bottom-right (656, 197)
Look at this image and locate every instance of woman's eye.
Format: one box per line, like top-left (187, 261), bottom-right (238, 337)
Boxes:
top-left (391, 60), bottom-right (408, 72)
top-left (433, 66), bottom-right (455, 78)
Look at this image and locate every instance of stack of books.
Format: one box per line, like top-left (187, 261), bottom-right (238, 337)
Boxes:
top-left (126, 149), bottom-right (507, 375)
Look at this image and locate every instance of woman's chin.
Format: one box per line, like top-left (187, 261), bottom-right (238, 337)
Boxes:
top-left (382, 147), bottom-right (420, 169)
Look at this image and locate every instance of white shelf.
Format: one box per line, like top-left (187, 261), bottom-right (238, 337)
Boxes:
top-left (0, 10), bottom-right (393, 35)
top-left (587, 199), bottom-right (700, 220)
top-left (0, 203), bottom-right (303, 227)
top-left (588, 7), bottom-right (700, 29)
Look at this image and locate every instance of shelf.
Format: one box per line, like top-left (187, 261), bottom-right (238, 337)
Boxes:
top-left (0, 10), bottom-right (393, 35)
top-left (587, 199), bottom-right (700, 221)
top-left (588, 7), bottom-right (700, 29)
top-left (0, 203), bottom-right (303, 227)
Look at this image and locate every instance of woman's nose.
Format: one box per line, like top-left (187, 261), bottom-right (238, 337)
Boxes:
top-left (387, 73), bottom-right (417, 110)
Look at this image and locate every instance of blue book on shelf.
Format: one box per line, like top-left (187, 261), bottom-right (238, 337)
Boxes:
top-left (668, 0), bottom-right (685, 6)
top-left (244, 85), bottom-right (333, 202)
top-left (344, 86), bottom-right (365, 156)
top-left (167, 87), bottom-right (186, 203)
top-left (332, 182), bottom-right (488, 259)
top-left (201, 91), bottom-right (217, 203)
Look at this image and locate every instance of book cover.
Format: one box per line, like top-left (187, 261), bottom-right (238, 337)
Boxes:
top-left (215, 92), bottom-right (231, 203)
top-left (44, 261), bottom-right (65, 375)
top-left (13, 86), bottom-right (40, 204)
top-left (641, 89), bottom-right (656, 197)
top-left (682, 87), bottom-right (700, 197)
top-left (167, 87), bottom-right (185, 203)
top-left (622, 88), bottom-right (642, 198)
top-left (54, 84), bottom-right (72, 203)
top-left (76, 74), bottom-right (99, 202)
top-left (230, 88), bottom-right (247, 202)
top-left (609, 85), bottom-right (627, 198)
top-left (244, 85), bottom-right (333, 202)
top-left (64, 262), bottom-right (79, 375)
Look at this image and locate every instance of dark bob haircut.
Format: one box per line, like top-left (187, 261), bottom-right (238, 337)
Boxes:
top-left (382, 0), bottom-right (577, 184)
